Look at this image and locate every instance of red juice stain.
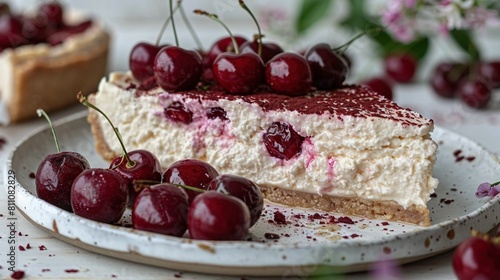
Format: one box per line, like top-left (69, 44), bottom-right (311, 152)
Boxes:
top-left (381, 221), bottom-right (390, 226)
top-left (39, 245), bottom-right (47, 251)
top-left (455, 156), bottom-right (464, 162)
top-left (29, 172), bottom-right (36, 179)
top-left (466, 156), bottom-right (475, 162)
top-left (453, 150), bottom-right (462, 157)
top-left (65, 269), bottom-right (79, 273)
top-left (18, 246), bottom-right (25, 251)
top-left (337, 216), bottom-right (355, 224)
top-left (10, 270), bottom-right (25, 279)
top-left (273, 211), bottom-right (287, 224)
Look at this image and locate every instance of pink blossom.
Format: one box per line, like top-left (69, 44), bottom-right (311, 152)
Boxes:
top-left (465, 7), bottom-right (498, 29)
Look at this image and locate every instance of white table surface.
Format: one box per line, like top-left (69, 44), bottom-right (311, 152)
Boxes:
top-left (2, 12), bottom-right (500, 280)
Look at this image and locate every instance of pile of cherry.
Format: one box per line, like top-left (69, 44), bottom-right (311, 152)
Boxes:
top-left (0, 1), bottom-right (92, 51)
top-left (365, 53), bottom-right (500, 109)
top-left (35, 106), bottom-right (263, 241)
top-left (129, 25), bottom-right (348, 96)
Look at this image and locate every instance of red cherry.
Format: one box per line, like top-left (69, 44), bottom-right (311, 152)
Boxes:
top-left (132, 183), bottom-right (189, 237)
top-left (71, 168), bottom-right (128, 224)
top-left (240, 40), bottom-right (284, 64)
top-left (46, 20), bottom-right (93, 46)
top-left (478, 61), bottom-right (500, 89)
top-left (203, 36), bottom-right (247, 67)
top-left (263, 122), bottom-right (304, 160)
top-left (305, 43), bottom-right (348, 90)
top-left (162, 159), bottom-right (219, 203)
top-left (212, 52), bottom-right (264, 95)
top-left (129, 42), bottom-right (162, 82)
top-left (110, 149), bottom-right (162, 207)
top-left (362, 77), bottom-right (393, 100)
top-left (429, 62), bottom-right (469, 98)
top-left (265, 52), bottom-right (312, 96)
top-left (452, 234), bottom-right (500, 280)
top-left (457, 77), bottom-right (491, 109)
top-left (39, 1), bottom-right (64, 28)
top-left (208, 174), bottom-right (263, 227)
top-left (0, 15), bottom-right (27, 48)
top-left (164, 101), bottom-right (193, 124)
top-left (206, 107), bottom-right (228, 120)
top-left (384, 53), bottom-right (417, 83)
top-left (188, 191), bottom-right (250, 241)
top-left (154, 46), bottom-right (202, 91)
top-left (35, 152), bottom-right (90, 212)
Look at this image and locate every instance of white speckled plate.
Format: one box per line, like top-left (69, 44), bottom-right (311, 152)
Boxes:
top-left (6, 111), bottom-right (500, 276)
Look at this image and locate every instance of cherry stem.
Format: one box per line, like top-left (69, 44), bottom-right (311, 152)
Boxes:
top-left (491, 181), bottom-right (500, 186)
top-left (133, 179), bottom-right (161, 185)
top-left (333, 27), bottom-right (382, 54)
top-left (77, 93), bottom-right (135, 168)
top-left (194, 9), bottom-right (239, 54)
top-left (36, 109), bottom-right (60, 153)
top-left (179, 0), bottom-right (203, 51)
top-left (133, 180), bottom-right (204, 193)
top-left (155, 0), bottom-right (180, 46)
top-left (169, 0), bottom-right (179, 47)
top-left (172, 183), bottom-right (205, 193)
top-left (239, 0), bottom-right (262, 56)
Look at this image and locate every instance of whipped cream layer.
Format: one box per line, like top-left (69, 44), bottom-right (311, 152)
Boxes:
top-left (92, 72), bottom-right (438, 209)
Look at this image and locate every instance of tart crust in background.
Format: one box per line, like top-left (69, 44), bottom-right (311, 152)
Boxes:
top-left (0, 22), bottom-right (110, 123)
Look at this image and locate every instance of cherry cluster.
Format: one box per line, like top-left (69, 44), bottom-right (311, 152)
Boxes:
top-left (128, 2), bottom-right (349, 96)
top-left (35, 102), bottom-right (263, 241)
top-left (430, 61), bottom-right (500, 109)
top-left (362, 52), bottom-right (500, 109)
top-left (0, 1), bottom-right (93, 51)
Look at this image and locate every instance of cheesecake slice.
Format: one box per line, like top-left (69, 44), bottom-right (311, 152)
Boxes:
top-left (88, 72), bottom-right (438, 226)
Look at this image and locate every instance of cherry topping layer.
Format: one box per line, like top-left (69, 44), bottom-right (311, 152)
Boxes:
top-left (203, 36), bottom-right (247, 68)
top-left (263, 122), bottom-right (304, 160)
top-left (265, 52), bottom-right (312, 96)
top-left (154, 46), bottom-right (202, 91)
top-left (213, 51), bottom-right (264, 95)
top-left (240, 40), bottom-right (284, 64)
top-left (305, 43), bottom-right (348, 90)
top-left (129, 42), bottom-right (163, 82)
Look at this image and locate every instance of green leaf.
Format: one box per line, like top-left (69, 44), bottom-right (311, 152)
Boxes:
top-left (295, 0), bottom-right (333, 35)
top-left (450, 29), bottom-right (481, 61)
top-left (339, 0), bottom-right (368, 30)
